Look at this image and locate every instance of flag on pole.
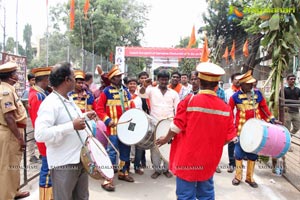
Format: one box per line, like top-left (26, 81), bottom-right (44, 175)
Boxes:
top-left (200, 36), bottom-right (209, 62)
top-left (230, 40), bottom-right (235, 61)
top-left (243, 39), bottom-right (249, 57)
top-left (70, 0), bottom-right (75, 30)
top-left (84, 0), bottom-right (90, 20)
top-left (187, 25), bottom-right (196, 48)
top-left (109, 52), bottom-right (114, 62)
top-left (222, 46), bottom-right (229, 63)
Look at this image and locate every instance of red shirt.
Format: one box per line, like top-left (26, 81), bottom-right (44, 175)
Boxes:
top-left (170, 90), bottom-right (236, 181)
top-left (28, 86), bottom-right (48, 156)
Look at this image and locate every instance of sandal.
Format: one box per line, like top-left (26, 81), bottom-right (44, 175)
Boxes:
top-left (163, 171), bottom-right (173, 178)
top-left (232, 178), bottom-right (241, 186)
top-left (245, 180), bottom-right (258, 188)
top-left (14, 191), bottom-right (30, 199)
top-left (151, 171), bottom-right (161, 179)
top-left (101, 182), bottom-right (115, 192)
top-left (118, 175), bottom-right (134, 182)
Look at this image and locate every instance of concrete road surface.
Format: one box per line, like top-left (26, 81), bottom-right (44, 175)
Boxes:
top-left (23, 146), bottom-right (299, 200)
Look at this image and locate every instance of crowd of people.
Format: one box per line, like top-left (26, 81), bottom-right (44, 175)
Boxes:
top-left (0, 60), bottom-right (298, 200)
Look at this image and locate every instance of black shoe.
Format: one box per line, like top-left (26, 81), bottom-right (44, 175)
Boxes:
top-left (227, 165), bottom-right (235, 173)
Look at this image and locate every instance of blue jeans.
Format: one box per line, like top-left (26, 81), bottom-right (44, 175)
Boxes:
top-left (228, 142), bottom-right (235, 167)
top-left (107, 135), bottom-right (131, 173)
top-left (234, 140), bottom-right (258, 161)
top-left (176, 176), bottom-right (215, 200)
top-left (134, 147), bottom-right (146, 170)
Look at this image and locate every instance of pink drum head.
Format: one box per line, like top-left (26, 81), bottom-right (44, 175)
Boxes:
top-left (87, 137), bottom-right (114, 179)
top-left (117, 108), bottom-right (150, 145)
top-left (240, 118), bottom-right (266, 153)
top-left (155, 118), bottom-right (172, 163)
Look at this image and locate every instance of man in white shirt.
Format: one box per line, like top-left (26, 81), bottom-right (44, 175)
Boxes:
top-left (140, 70), bottom-right (180, 179)
top-left (35, 62), bottom-right (96, 200)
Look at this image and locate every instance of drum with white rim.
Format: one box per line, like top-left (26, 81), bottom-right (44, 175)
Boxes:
top-left (81, 136), bottom-right (114, 180)
top-left (154, 118), bottom-right (173, 163)
top-left (240, 118), bottom-right (291, 158)
top-left (117, 108), bottom-right (154, 149)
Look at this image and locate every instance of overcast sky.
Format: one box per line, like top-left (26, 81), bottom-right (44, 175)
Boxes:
top-left (1, 0), bottom-right (207, 48)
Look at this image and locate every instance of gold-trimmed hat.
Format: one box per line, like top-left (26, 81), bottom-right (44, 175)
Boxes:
top-left (74, 70), bottom-right (85, 79)
top-left (107, 65), bottom-right (124, 80)
top-left (236, 70), bottom-right (256, 83)
top-left (31, 67), bottom-right (52, 77)
top-left (196, 62), bottom-right (225, 82)
top-left (0, 62), bottom-right (18, 73)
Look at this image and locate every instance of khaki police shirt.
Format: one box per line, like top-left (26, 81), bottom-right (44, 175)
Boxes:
top-left (0, 82), bottom-right (27, 126)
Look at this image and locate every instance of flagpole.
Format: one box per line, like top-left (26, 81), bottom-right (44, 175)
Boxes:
top-left (15, 0), bottom-right (18, 55)
top-left (46, 0), bottom-right (49, 66)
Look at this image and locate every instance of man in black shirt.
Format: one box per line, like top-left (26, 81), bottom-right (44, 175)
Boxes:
top-left (284, 74), bottom-right (300, 135)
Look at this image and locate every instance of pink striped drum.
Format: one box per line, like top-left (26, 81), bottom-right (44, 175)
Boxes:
top-left (240, 118), bottom-right (291, 158)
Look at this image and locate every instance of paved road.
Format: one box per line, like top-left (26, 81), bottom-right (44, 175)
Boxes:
top-left (23, 146), bottom-right (299, 200)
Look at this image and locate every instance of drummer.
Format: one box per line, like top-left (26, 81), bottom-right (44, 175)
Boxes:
top-left (228, 70), bottom-right (280, 188)
top-left (96, 65), bottom-right (135, 191)
top-left (139, 70), bottom-right (180, 179)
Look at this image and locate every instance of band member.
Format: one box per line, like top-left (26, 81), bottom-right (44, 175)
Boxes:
top-left (35, 62), bottom-right (97, 199)
top-left (0, 62), bottom-right (30, 199)
top-left (96, 65), bottom-right (135, 191)
top-left (229, 70), bottom-right (279, 188)
top-left (28, 66), bottom-right (52, 200)
top-left (156, 62), bottom-right (236, 200)
top-left (69, 70), bottom-right (95, 113)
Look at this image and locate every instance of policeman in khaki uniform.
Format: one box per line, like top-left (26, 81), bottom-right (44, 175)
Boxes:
top-left (0, 62), bottom-right (30, 199)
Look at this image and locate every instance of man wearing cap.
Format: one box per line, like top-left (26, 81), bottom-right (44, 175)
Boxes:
top-left (28, 66), bottom-right (53, 200)
top-left (229, 70), bottom-right (277, 188)
top-left (0, 62), bottom-right (30, 199)
top-left (96, 65), bottom-right (135, 191)
top-left (69, 70), bottom-right (95, 113)
top-left (156, 62), bottom-right (236, 200)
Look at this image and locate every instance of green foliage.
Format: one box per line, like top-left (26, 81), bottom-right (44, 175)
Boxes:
top-left (6, 37), bottom-right (15, 53)
top-left (23, 24), bottom-right (33, 63)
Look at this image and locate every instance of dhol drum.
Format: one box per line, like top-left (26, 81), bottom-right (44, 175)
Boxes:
top-left (117, 108), bottom-right (154, 150)
top-left (154, 118), bottom-right (173, 163)
top-left (81, 136), bottom-right (114, 180)
top-left (240, 118), bottom-right (291, 158)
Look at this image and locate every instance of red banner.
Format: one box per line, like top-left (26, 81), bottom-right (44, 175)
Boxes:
top-left (124, 47), bottom-right (202, 58)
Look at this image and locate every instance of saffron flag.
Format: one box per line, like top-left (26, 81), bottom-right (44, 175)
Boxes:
top-left (230, 40), bottom-right (235, 61)
top-left (222, 46), bottom-right (229, 64)
top-left (187, 25), bottom-right (196, 48)
top-left (243, 39), bottom-right (249, 57)
top-left (200, 36), bottom-right (209, 62)
top-left (109, 52), bottom-right (114, 62)
top-left (70, 0), bottom-right (75, 30)
top-left (84, 0), bottom-right (90, 20)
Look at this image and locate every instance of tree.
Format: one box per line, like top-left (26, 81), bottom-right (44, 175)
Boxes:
top-left (23, 24), bottom-right (33, 63)
top-left (6, 37), bottom-right (15, 53)
top-left (201, 0), bottom-right (248, 68)
top-left (49, 0), bottom-right (149, 63)
top-left (241, 0), bottom-right (300, 117)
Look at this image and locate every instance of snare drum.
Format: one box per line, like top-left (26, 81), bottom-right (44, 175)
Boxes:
top-left (240, 118), bottom-right (291, 158)
top-left (155, 118), bottom-right (173, 162)
top-left (81, 136), bottom-right (114, 180)
top-left (117, 108), bottom-right (154, 149)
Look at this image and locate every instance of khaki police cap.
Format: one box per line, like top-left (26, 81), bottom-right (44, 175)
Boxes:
top-left (0, 62), bottom-right (18, 73)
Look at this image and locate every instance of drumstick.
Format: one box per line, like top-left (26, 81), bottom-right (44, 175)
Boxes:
top-left (86, 117), bottom-right (121, 157)
top-left (117, 118), bottom-right (132, 125)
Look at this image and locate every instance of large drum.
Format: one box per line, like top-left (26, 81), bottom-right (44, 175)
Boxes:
top-left (81, 136), bottom-right (114, 180)
top-left (155, 118), bottom-right (173, 163)
top-left (117, 108), bottom-right (154, 149)
top-left (240, 118), bottom-right (291, 158)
